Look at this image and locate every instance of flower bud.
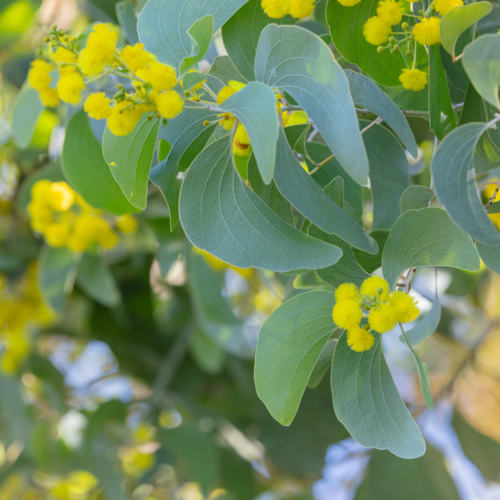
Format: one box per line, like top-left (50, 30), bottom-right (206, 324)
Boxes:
top-left (405, 49), bottom-right (412, 57)
top-left (50, 24), bottom-right (57, 31)
top-left (203, 120), bottom-right (210, 127)
top-left (401, 22), bottom-right (409, 30)
top-left (377, 46), bottom-right (384, 53)
top-left (389, 36), bottom-right (396, 43)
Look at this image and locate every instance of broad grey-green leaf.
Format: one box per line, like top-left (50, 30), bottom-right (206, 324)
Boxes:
top-left (208, 55), bottom-right (247, 84)
top-left (10, 81), bottom-right (43, 149)
top-left (179, 136), bottom-right (343, 272)
top-left (182, 71), bottom-right (207, 91)
top-left (352, 230), bottom-right (389, 274)
top-left (363, 122), bottom-right (409, 230)
top-left (307, 339), bottom-right (337, 389)
top-left (61, 110), bottom-right (137, 215)
top-left (179, 15), bottom-right (214, 76)
top-left (382, 208), bottom-right (481, 291)
top-left (255, 291), bottom-right (337, 425)
top-left (255, 24), bottom-right (370, 186)
top-left (116, 1), bottom-right (139, 44)
top-left (488, 201), bottom-right (500, 215)
top-left (103, 115), bottom-right (160, 210)
top-left (274, 128), bottom-right (378, 253)
top-left (403, 290), bottom-right (441, 345)
top-left (463, 33), bottom-right (500, 109)
top-left (76, 253), bottom-right (121, 308)
top-left (432, 122), bottom-right (500, 245)
top-left (150, 109), bottom-right (219, 229)
top-left (38, 246), bottom-right (80, 313)
top-left (400, 328), bottom-right (434, 409)
top-left (137, 0), bottom-right (248, 68)
top-left (332, 332), bottom-right (426, 459)
top-left (440, 2), bottom-right (493, 57)
top-left (400, 186), bottom-right (434, 213)
top-left (222, 0), bottom-right (295, 82)
top-left (346, 70), bottom-right (418, 157)
top-left (476, 241), bottom-right (500, 275)
top-left (218, 81), bottom-right (279, 184)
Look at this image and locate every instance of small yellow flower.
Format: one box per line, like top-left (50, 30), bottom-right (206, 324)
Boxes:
top-left (399, 68), bottom-right (428, 91)
top-left (233, 122), bottom-right (252, 156)
top-left (78, 48), bottom-right (107, 76)
top-left (434, 0), bottom-right (463, 15)
top-left (261, 0), bottom-right (291, 18)
top-left (45, 222), bottom-right (70, 248)
top-left (121, 43), bottom-right (156, 73)
top-left (116, 214), bottom-right (138, 234)
top-left (289, 0), bottom-right (316, 18)
top-left (28, 59), bottom-right (53, 91)
top-left (47, 182), bottom-right (75, 211)
top-left (39, 87), bottom-right (59, 107)
top-left (368, 302), bottom-right (397, 333)
top-left (360, 276), bottom-right (389, 301)
top-left (107, 100), bottom-right (143, 136)
top-left (388, 291), bottom-right (420, 323)
top-left (412, 17), bottom-right (441, 46)
top-left (376, 0), bottom-right (404, 26)
top-left (155, 90), bottom-right (184, 119)
top-left (53, 46), bottom-right (77, 76)
top-left (77, 23), bottom-right (117, 76)
top-left (136, 61), bottom-right (177, 92)
top-left (57, 72), bottom-right (85, 104)
top-left (363, 16), bottom-right (392, 46)
top-left (332, 300), bottom-right (363, 330)
top-left (337, 0), bottom-right (361, 6)
top-left (84, 92), bottom-right (112, 120)
top-left (347, 327), bottom-right (375, 352)
top-left (217, 86), bottom-right (237, 104)
top-left (335, 283), bottom-right (361, 303)
top-left (31, 179), bottom-right (52, 201)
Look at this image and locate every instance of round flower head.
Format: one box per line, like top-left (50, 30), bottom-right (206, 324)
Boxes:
top-left (156, 90), bottom-right (184, 119)
top-left (261, 0), bottom-right (291, 18)
top-left (347, 327), bottom-right (375, 352)
top-left (399, 68), bottom-right (428, 91)
top-left (412, 17), bottom-right (441, 46)
top-left (368, 302), bottom-right (397, 333)
top-left (337, 0), bottom-right (361, 6)
top-left (332, 300), bottom-right (363, 330)
top-left (84, 92), bottom-right (112, 120)
top-left (289, 0), bottom-right (316, 18)
top-left (86, 23), bottom-right (117, 60)
top-left (233, 123), bottom-right (252, 156)
top-left (45, 223), bottom-right (70, 248)
top-left (360, 276), bottom-right (389, 300)
top-left (121, 43), bottom-right (156, 73)
top-left (117, 214), bottom-right (138, 234)
top-left (363, 16), bottom-right (392, 46)
top-left (53, 47), bottom-right (77, 76)
top-left (28, 59), bottom-right (53, 91)
top-left (78, 47), bottom-right (107, 76)
top-left (39, 88), bottom-right (59, 108)
top-left (434, 0), bottom-right (463, 15)
top-left (335, 283), bottom-right (361, 303)
top-left (136, 61), bottom-right (177, 92)
top-left (107, 100), bottom-right (143, 136)
top-left (57, 72), bottom-right (85, 105)
top-left (217, 86), bottom-right (237, 105)
top-left (47, 182), bottom-right (75, 211)
top-left (376, 0), bottom-right (404, 26)
top-left (388, 291), bottom-right (420, 324)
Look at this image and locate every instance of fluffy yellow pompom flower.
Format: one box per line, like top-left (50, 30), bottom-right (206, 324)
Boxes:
top-left (117, 214), bottom-right (138, 234)
top-left (121, 43), bottom-right (156, 73)
top-left (363, 16), bottom-right (392, 45)
top-left (45, 223), bottom-right (70, 248)
top-left (156, 91), bottom-right (184, 119)
top-left (261, 0), bottom-right (291, 18)
top-left (368, 302), bottom-right (397, 333)
top-left (347, 327), bottom-right (375, 352)
top-left (376, 0), bottom-right (404, 26)
top-left (412, 17), bottom-right (441, 46)
top-left (87, 23), bottom-right (117, 58)
top-left (337, 0), bottom-right (361, 6)
top-left (399, 68), bottom-right (428, 91)
top-left (332, 300), bottom-right (363, 330)
top-left (84, 92), bottom-right (112, 120)
top-left (57, 72), bottom-right (85, 104)
top-left (107, 100), bottom-right (143, 136)
top-left (388, 291), bottom-right (420, 323)
top-left (360, 276), bottom-right (389, 300)
top-left (28, 59), bottom-right (53, 91)
top-left (78, 48), bottom-right (107, 76)
top-left (48, 182), bottom-right (75, 211)
top-left (289, 0), bottom-right (316, 18)
top-left (53, 47), bottom-right (77, 76)
top-left (233, 123), bottom-right (252, 157)
top-left (434, 0), bottom-right (463, 15)
top-left (217, 86), bottom-right (237, 104)
top-left (39, 88), bottom-right (59, 107)
top-left (137, 61), bottom-right (177, 92)
top-left (335, 283), bottom-right (360, 303)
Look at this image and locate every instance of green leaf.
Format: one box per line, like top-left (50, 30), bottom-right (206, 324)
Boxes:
top-left (218, 81), bottom-right (279, 184)
top-left (382, 208), bottom-right (481, 291)
top-left (476, 241), bottom-right (500, 275)
top-left (182, 71), bottom-right (207, 91)
top-left (255, 291), bottom-right (337, 425)
top-left (352, 230), bottom-right (389, 274)
top-left (61, 110), bottom-right (137, 215)
top-left (222, 0), bottom-right (295, 82)
top-left (402, 290), bottom-right (441, 345)
top-left (441, 2), bottom-right (493, 57)
top-left (255, 24), bottom-right (370, 186)
top-left (138, 0), bottom-right (248, 68)
top-left (429, 45), bottom-right (457, 141)
top-left (400, 328), bottom-right (433, 409)
top-left (38, 246), bottom-right (80, 313)
top-left (190, 330), bottom-right (226, 375)
top-left (76, 253), bottom-right (121, 308)
top-left (179, 136), bottom-right (343, 272)
top-left (179, 15), bottom-right (214, 76)
top-left (363, 122), bottom-right (409, 230)
top-left (150, 109), bottom-right (219, 229)
top-left (346, 70), bottom-right (418, 157)
top-left (432, 122), bottom-right (500, 245)
top-left (400, 186), bottom-right (434, 213)
top-left (274, 129), bottom-right (378, 253)
top-left (10, 81), bottom-right (43, 149)
top-left (331, 332), bottom-right (426, 459)
top-left (488, 201), bottom-right (500, 215)
top-left (284, 123), bottom-right (310, 153)
top-left (307, 339), bottom-right (336, 389)
top-left (208, 55), bottom-right (247, 84)
top-left (463, 33), bottom-right (500, 109)
top-left (326, 0), bottom-right (408, 86)
top-left (103, 115), bottom-right (161, 210)
top-left (116, 1), bottom-right (139, 44)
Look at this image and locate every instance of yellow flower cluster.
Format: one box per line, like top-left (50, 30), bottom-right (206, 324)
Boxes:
top-left (28, 180), bottom-right (138, 252)
top-left (38, 470), bottom-right (99, 500)
top-left (261, 0), bottom-right (317, 19)
top-left (29, 23), bottom-right (189, 137)
top-left (119, 424), bottom-right (157, 478)
top-left (332, 277), bottom-right (420, 352)
top-left (0, 264), bottom-right (55, 373)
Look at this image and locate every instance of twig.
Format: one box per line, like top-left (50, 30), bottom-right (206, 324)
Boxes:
top-left (485, 181), bottom-right (500, 211)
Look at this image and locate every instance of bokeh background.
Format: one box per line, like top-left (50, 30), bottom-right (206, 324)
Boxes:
top-left (1, 0), bottom-right (500, 499)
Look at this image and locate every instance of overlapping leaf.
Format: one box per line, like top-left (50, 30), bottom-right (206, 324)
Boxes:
top-left (179, 15), bottom-right (214, 75)
top-left (10, 81), bottom-right (43, 149)
top-left (400, 186), bottom-right (434, 213)
top-left (403, 290), bottom-right (441, 345)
